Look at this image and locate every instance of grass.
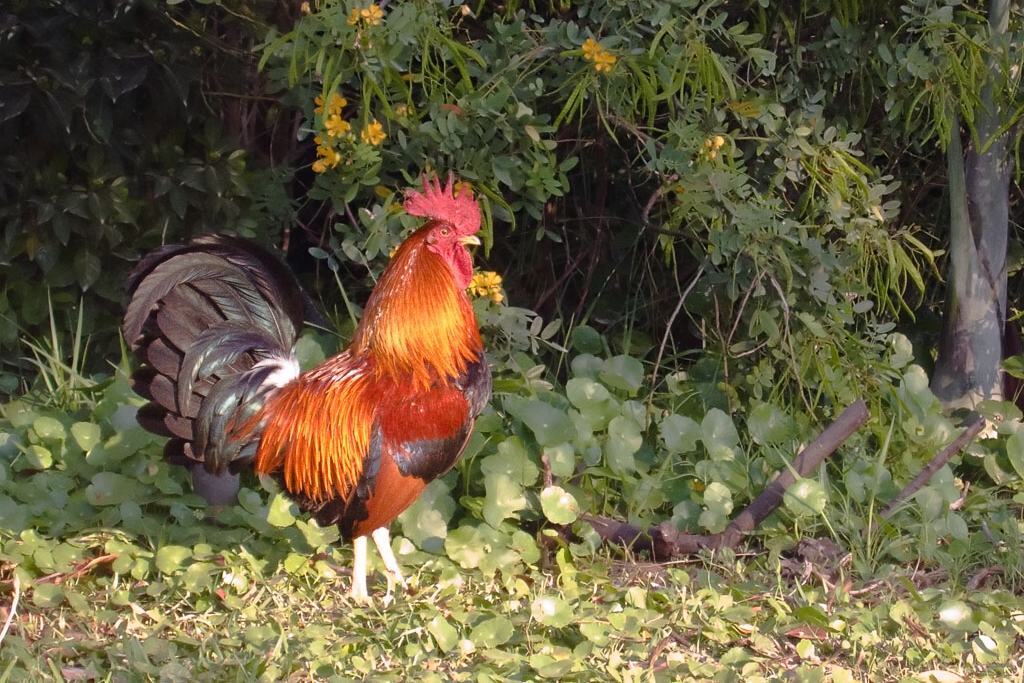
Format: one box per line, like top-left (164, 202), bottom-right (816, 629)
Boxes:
top-left (2, 369), bottom-right (1024, 682)
top-left (3, 521), bottom-right (1024, 681)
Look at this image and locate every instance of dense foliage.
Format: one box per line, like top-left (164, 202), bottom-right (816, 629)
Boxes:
top-left (0, 0), bottom-right (295, 392)
top-left (2, 0), bottom-right (1024, 679)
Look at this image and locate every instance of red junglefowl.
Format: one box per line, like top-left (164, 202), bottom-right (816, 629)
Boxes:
top-left (123, 174), bottom-right (491, 601)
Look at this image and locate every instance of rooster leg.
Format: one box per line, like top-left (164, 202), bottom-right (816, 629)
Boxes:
top-left (350, 535), bottom-right (370, 602)
top-left (371, 527), bottom-right (407, 595)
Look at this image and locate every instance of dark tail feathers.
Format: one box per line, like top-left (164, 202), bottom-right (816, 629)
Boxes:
top-left (124, 235), bottom-right (322, 474)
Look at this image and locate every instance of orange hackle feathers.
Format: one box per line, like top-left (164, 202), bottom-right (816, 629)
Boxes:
top-left (354, 226), bottom-right (482, 388)
top-left (252, 356), bottom-right (376, 502)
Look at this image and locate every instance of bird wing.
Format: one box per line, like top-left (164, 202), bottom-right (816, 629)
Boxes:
top-left (298, 351), bottom-right (490, 538)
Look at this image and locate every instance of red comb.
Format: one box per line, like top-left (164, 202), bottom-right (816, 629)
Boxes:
top-left (403, 172), bottom-right (481, 236)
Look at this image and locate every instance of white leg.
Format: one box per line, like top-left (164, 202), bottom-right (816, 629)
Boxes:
top-left (350, 535), bottom-right (369, 602)
top-left (371, 527), bottom-right (407, 595)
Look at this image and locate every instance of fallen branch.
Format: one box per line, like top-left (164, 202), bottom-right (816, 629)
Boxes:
top-left (582, 398), bottom-right (870, 560)
top-left (875, 414), bottom-right (986, 523)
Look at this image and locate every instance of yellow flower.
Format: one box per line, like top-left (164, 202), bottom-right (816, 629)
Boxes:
top-left (300, 1), bottom-right (311, 14)
top-left (329, 94), bottom-right (347, 116)
top-left (701, 134), bottom-right (727, 160)
top-left (361, 4), bottom-right (383, 25)
top-left (315, 93), bottom-right (347, 117)
top-left (582, 38), bottom-right (617, 73)
top-left (312, 138), bottom-right (342, 173)
top-left (469, 271), bottom-right (504, 304)
top-left (360, 119), bottom-right (386, 146)
top-left (325, 114), bottom-right (352, 138)
top-left (349, 4), bottom-right (383, 26)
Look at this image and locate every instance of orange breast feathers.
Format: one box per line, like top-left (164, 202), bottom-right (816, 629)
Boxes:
top-left (251, 228), bottom-right (483, 504)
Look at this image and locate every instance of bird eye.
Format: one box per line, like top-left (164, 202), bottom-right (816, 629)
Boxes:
top-left (439, 228), bottom-right (450, 236)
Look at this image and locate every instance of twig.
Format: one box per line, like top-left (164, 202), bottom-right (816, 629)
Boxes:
top-left (646, 262), bottom-right (706, 424)
top-left (541, 453), bottom-right (553, 488)
top-left (36, 553), bottom-right (118, 585)
top-left (876, 414), bottom-right (986, 522)
top-left (0, 572), bottom-right (20, 649)
top-left (584, 399), bottom-right (870, 559)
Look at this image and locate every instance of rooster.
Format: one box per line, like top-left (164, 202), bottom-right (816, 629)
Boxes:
top-left (123, 174), bottom-right (491, 601)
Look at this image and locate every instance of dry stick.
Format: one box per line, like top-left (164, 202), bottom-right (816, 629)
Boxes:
top-left (0, 573), bottom-right (20, 649)
top-left (715, 398), bottom-right (870, 548)
top-left (875, 414), bottom-right (986, 523)
top-left (584, 398), bottom-right (870, 560)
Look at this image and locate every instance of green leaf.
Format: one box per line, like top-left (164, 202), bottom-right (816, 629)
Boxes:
top-left (746, 402), bottom-right (794, 445)
top-left (569, 325), bottom-right (604, 354)
top-left (504, 395), bottom-right (575, 446)
top-left (32, 583), bottom-right (64, 609)
top-left (18, 444), bottom-right (53, 471)
top-left (661, 413), bottom-right (701, 453)
top-left (427, 613), bottom-right (460, 652)
top-left (471, 616), bottom-right (514, 648)
top-left (604, 415), bottom-right (642, 475)
top-left (783, 478), bottom-right (827, 516)
top-left (566, 377), bottom-right (618, 417)
top-left (155, 545), bottom-right (193, 574)
top-left (937, 600), bottom-right (974, 631)
top-left (283, 553), bottom-right (309, 575)
top-left (540, 486), bottom-right (580, 525)
top-left (1006, 432), bottom-right (1024, 478)
top-left (702, 409), bottom-right (739, 460)
top-left (85, 472), bottom-right (144, 506)
top-left (32, 415), bottom-right (66, 442)
top-left (481, 438), bottom-right (539, 527)
top-left (445, 524), bottom-right (528, 577)
top-left (266, 493), bottom-right (298, 527)
top-left (703, 482), bottom-right (734, 516)
top-left (70, 421), bottom-right (102, 452)
top-left (544, 442), bottom-right (576, 479)
top-left (1003, 354), bottom-right (1024, 379)
top-left (531, 595), bottom-right (574, 628)
top-left (74, 249), bottom-right (102, 290)
top-left (580, 621), bottom-right (611, 646)
top-left (399, 479), bottom-right (456, 552)
top-left (600, 355), bottom-right (645, 393)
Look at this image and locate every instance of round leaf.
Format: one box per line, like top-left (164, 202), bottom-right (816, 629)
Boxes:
top-left (937, 600), bottom-right (974, 631)
top-left (32, 415), bottom-right (66, 442)
top-left (661, 413), bottom-right (701, 453)
top-left (504, 395), bottom-right (575, 446)
top-left (783, 478), bottom-right (828, 516)
top-left (540, 485), bottom-right (580, 524)
top-left (531, 595), bottom-right (574, 628)
top-left (266, 492), bottom-right (298, 527)
top-left (155, 545), bottom-right (192, 574)
top-left (71, 421), bottom-right (102, 452)
top-left (600, 355), bottom-right (645, 393)
top-left (471, 616), bottom-right (514, 648)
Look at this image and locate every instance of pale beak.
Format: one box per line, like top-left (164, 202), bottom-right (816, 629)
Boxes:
top-left (459, 234), bottom-right (482, 246)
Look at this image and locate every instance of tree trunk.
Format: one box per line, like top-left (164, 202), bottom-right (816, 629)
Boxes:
top-left (931, 0), bottom-right (1013, 409)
